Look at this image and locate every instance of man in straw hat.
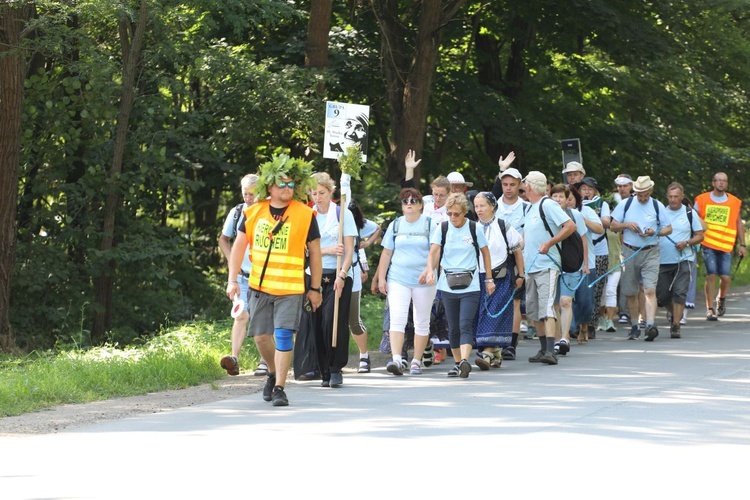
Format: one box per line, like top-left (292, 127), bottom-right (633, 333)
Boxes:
top-left (610, 176), bottom-right (672, 341)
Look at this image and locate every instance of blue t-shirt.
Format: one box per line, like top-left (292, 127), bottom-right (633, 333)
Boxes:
top-left (382, 215), bottom-right (433, 287)
top-left (351, 219), bottom-right (380, 293)
top-left (523, 197), bottom-right (572, 274)
top-left (583, 198), bottom-right (610, 256)
top-left (659, 206), bottom-right (704, 263)
top-left (580, 205), bottom-right (602, 270)
top-left (317, 206), bottom-right (358, 274)
top-left (430, 221), bottom-right (489, 293)
top-left (498, 198), bottom-right (529, 233)
top-left (221, 204), bottom-right (251, 274)
top-left (610, 197), bottom-right (671, 248)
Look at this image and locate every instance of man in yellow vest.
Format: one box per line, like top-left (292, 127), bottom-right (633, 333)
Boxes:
top-left (226, 155), bottom-right (323, 407)
top-left (694, 172), bottom-right (746, 320)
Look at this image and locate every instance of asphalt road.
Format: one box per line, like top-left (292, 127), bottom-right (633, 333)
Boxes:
top-left (2, 291), bottom-right (750, 499)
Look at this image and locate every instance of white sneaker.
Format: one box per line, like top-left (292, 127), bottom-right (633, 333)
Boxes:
top-left (596, 317), bottom-right (606, 331)
top-left (680, 310), bottom-right (688, 325)
top-left (520, 320), bottom-right (528, 333)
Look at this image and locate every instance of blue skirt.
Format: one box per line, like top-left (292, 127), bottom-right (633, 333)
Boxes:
top-left (474, 271), bottom-right (514, 347)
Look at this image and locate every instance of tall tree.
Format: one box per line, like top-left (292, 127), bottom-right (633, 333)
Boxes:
top-left (91, 0), bottom-right (149, 342)
top-left (0, 1), bottom-right (36, 352)
top-left (371, 0), bottom-right (468, 185)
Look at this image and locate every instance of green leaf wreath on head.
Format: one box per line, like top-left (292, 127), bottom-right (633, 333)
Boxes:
top-left (255, 153), bottom-right (317, 202)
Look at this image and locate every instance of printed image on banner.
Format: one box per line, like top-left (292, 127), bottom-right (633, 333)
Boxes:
top-left (323, 101), bottom-right (369, 162)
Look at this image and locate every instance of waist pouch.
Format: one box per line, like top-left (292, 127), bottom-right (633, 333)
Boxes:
top-left (445, 270), bottom-right (474, 290)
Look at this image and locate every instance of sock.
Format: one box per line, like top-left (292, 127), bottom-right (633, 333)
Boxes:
top-left (393, 354), bottom-right (402, 364)
top-left (546, 336), bottom-right (556, 353)
top-left (511, 332), bottom-right (519, 347)
top-left (360, 352), bottom-right (369, 359)
top-left (538, 335), bottom-right (546, 349)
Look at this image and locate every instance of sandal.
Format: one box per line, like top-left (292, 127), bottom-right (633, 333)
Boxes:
top-left (577, 333), bottom-right (588, 345)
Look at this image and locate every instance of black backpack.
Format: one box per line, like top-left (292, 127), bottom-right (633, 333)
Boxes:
top-left (539, 198), bottom-right (584, 273)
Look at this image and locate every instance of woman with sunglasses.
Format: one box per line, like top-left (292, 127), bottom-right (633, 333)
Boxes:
top-left (377, 188), bottom-right (437, 375)
top-left (472, 192), bottom-right (524, 370)
top-left (423, 193), bottom-right (494, 378)
top-left (308, 172), bottom-right (357, 388)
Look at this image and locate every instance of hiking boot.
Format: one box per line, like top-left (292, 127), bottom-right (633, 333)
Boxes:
top-left (271, 386), bottom-right (288, 407)
top-left (716, 297), bottom-right (726, 316)
top-left (475, 352), bottom-right (491, 371)
top-left (357, 357), bottom-right (371, 373)
top-left (220, 355), bottom-right (240, 376)
top-left (447, 363), bottom-right (460, 377)
top-left (645, 325), bottom-right (659, 342)
top-left (253, 362), bottom-right (268, 376)
top-left (627, 325), bottom-right (640, 340)
top-left (706, 308), bottom-right (718, 321)
top-left (386, 360), bottom-right (403, 376)
top-left (529, 349), bottom-right (546, 363)
top-left (539, 351), bottom-right (558, 365)
top-left (501, 346), bottom-right (516, 361)
top-left (263, 373), bottom-right (276, 402)
top-left (670, 324), bottom-right (681, 339)
top-left (458, 359), bottom-right (472, 378)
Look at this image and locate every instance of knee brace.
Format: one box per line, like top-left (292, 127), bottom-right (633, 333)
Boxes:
top-left (274, 328), bottom-right (294, 352)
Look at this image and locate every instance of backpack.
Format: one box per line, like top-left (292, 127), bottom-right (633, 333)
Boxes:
top-left (539, 198), bottom-right (584, 273)
top-left (439, 220), bottom-right (479, 266)
top-left (230, 202), bottom-right (245, 237)
top-left (621, 196), bottom-right (660, 228)
top-left (392, 216), bottom-right (432, 249)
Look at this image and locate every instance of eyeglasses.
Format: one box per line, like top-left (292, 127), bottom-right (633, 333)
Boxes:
top-left (432, 192), bottom-right (447, 199)
top-left (446, 211), bottom-right (464, 217)
top-left (277, 181), bottom-right (296, 189)
top-left (401, 198), bottom-right (420, 205)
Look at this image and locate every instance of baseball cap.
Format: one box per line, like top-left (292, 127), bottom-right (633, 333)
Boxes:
top-left (522, 171), bottom-right (547, 188)
top-left (500, 167), bottom-right (522, 180)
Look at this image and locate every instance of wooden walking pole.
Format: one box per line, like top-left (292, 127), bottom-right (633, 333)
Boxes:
top-left (331, 146), bottom-right (363, 348)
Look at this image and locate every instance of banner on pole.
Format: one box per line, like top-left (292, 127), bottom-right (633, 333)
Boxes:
top-left (323, 101), bottom-right (369, 162)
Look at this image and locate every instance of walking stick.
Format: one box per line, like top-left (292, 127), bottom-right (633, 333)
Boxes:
top-left (331, 146), bottom-right (363, 348)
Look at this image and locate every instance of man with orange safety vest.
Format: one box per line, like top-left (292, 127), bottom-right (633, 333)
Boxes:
top-left (694, 172), bottom-right (746, 321)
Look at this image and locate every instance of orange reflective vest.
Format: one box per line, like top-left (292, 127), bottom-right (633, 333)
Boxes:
top-left (244, 200), bottom-right (314, 295)
top-left (694, 191), bottom-right (742, 253)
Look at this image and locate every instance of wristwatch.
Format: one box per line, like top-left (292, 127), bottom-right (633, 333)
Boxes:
top-left (308, 285), bottom-right (323, 293)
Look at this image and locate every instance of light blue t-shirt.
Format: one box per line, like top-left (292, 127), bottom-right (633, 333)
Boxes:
top-left (580, 205), bottom-right (602, 270)
top-left (583, 198), bottom-right (610, 256)
top-left (317, 206), bottom-right (358, 274)
top-left (351, 219), bottom-right (380, 293)
top-left (430, 221), bottom-right (489, 293)
top-left (610, 197), bottom-right (671, 248)
top-left (221, 203), bottom-right (251, 274)
top-left (659, 206), bottom-right (704, 264)
top-left (523, 197), bottom-right (572, 274)
top-left (382, 215), bottom-right (433, 287)
top-left (498, 198), bottom-right (530, 233)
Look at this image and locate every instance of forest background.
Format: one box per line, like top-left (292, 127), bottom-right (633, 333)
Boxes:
top-left (1, 0), bottom-right (749, 352)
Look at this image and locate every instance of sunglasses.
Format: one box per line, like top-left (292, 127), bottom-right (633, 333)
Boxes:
top-left (277, 181), bottom-right (296, 189)
top-left (446, 211), bottom-right (464, 217)
top-left (401, 198), bottom-right (420, 205)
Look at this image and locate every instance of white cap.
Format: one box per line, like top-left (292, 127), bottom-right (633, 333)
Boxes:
top-left (501, 168), bottom-right (522, 180)
top-left (447, 171), bottom-right (473, 187)
top-left (522, 171), bottom-right (547, 188)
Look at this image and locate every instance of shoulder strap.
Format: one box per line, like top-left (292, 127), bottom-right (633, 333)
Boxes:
top-left (468, 220), bottom-right (479, 264)
top-left (653, 198), bottom-right (660, 227)
top-left (231, 202), bottom-right (244, 237)
top-left (622, 196), bottom-right (634, 218)
top-left (540, 197), bottom-right (564, 254)
top-left (686, 205), bottom-right (694, 239)
top-left (496, 217), bottom-right (509, 250)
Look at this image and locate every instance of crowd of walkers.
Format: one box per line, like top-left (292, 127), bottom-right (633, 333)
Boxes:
top-left (220, 153), bottom-right (744, 406)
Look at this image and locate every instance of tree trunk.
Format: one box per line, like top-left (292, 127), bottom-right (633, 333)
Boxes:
top-left (0, 2), bottom-right (36, 352)
top-left (306, 0), bottom-right (332, 73)
top-left (371, 0), bottom-right (467, 186)
top-left (91, 0), bottom-right (148, 343)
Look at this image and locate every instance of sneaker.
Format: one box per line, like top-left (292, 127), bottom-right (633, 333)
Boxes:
top-left (447, 363), bottom-right (460, 377)
top-left (539, 351), bottom-right (558, 365)
top-left (386, 360), bottom-right (404, 376)
top-left (475, 352), bottom-right (491, 371)
top-left (524, 325), bottom-right (537, 340)
top-left (458, 359), bottom-right (472, 378)
top-left (330, 372), bottom-right (343, 388)
top-left (618, 313), bottom-right (630, 324)
top-left (716, 297), bottom-right (726, 316)
top-left (645, 325), bottom-right (659, 342)
top-left (263, 374), bottom-right (276, 402)
top-left (529, 349), bottom-right (545, 363)
top-left (638, 320), bottom-right (646, 330)
top-left (501, 346), bottom-right (516, 361)
top-left (557, 339), bottom-right (570, 355)
top-left (520, 320), bottom-right (528, 333)
top-left (358, 357), bottom-right (371, 373)
top-left (220, 355), bottom-right (240, 376)
top-left (422, 341), bottom-right (435, 367)
top-left (680, 310), bottom-right (688, 325)
top-left (670, 324), bottom-right (681, 339)
top-left (271, 386), bottom-right (288, 407)
top-left (320, 379), bottom-right (330, 388)
top-left (606, 319), bottom-right (617, 332)
top-left (706, 308), bottom-right (718, 321)
top-left (400, 359), bottom-right (409, 371)
top-left (627, 325), bottom-right (640, 340)
top-left (596, 317), bottom-right (606, 331)
top-left (410, 360), bottom-right (423, 375)
top-left (254, 362), bottom-right (268, 377)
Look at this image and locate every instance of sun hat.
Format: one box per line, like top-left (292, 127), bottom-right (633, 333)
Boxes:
top-left (632, 175), bottom-right (655, 193)
top-left (447, 171), bottom-right (473, 187)
top-left (562, 161), bottom-right (586, 175)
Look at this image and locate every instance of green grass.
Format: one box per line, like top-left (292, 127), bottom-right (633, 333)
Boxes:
top-left (0, 320), bottom-right (260, 418)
